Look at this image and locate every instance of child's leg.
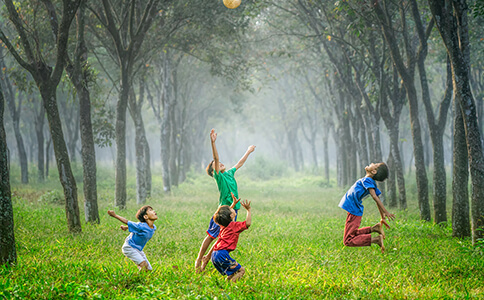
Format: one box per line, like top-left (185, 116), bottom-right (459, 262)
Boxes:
top-left (195, 217), bottom-right (220, 273)
top-left (371, 235), bottom-right (385, 253)
top-left (343, 213), bottom-right (371, 247)
top-left (195, 235), bottom-right (215, 272)
top-left (228, 266), bottom-right (245, 282)
top-left (138, 251), bottom-right (152, 271)
top-left (371, 222), bottom-right (385, 239)
top-left (122, 244), bottom-right (152, 271)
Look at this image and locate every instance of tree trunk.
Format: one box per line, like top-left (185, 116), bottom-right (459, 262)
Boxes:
top-left (374, 1), bottom-right (430, 220)
top-left (386, 150), bottom-right (398, 208)
top-left (389, 127), bottom-right (407, 210)
top-left (46, 137), bottom-right (52, 178)
top-left (322, 128), bottom-right (330, 184)
top-left (429, 0), bottom-right (484, 244)
top-left (35, 104), bottom-right (45, 182)
top-left (129, 89), bottom-right (149, 205)
top-left (170, 104), bottom-right (178, 187)
top-left (79, 85), bottom-right (99, 223)
top-left (0, 51), bottom-right (28, 184)
top-left (115, 67), bottom-right (130, 208)
top-left (41, 87), bottom-right (81, 232)
top-left (0, 81), bottom-right (16, 266)
top-left (160, 51), bottom-right (172, 192)
top-left (452, 98), bottom-right (470, 237)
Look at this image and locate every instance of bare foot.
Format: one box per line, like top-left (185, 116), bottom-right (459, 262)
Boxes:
top-left (200, 255), bottom-right (210, 272)
top-left (372, 222), bottom-right (385, 239)
top-left (230, 267), bottom-right (245, 282)
top-left (195, 258), bottom-right (202, 273)
top-left (374, 235), bottom-right (385, 253)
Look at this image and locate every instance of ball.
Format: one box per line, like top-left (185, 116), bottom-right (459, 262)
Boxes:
top-left (223, 0), bottom-right (241, 9)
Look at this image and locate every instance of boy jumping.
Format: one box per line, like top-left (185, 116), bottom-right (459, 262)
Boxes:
top-left (211, 193), bottom-right (251, 282)
top-left (195, 129), bottom-right (255, 273)
top-left (338, 162), bottom-right (395, 253)
top-left (108, 206), bottom-right (158, 271)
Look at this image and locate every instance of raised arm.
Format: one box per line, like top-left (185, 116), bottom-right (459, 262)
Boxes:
top-left (241, 199), bottom-right (252, 228)
top-left (107, 210), bottom-right (129, 225)
top-left (233, 145), bottom-right (256, 170)
top-left (230, 192), bottom-right (240, 209)
top-left (210, 129), bottom-right (220, 174)
top-left (369, 189), bottom-right (395, 227)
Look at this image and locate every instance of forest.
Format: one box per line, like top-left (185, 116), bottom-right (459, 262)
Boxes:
top-left (1, 0), bottom-right (484, 299)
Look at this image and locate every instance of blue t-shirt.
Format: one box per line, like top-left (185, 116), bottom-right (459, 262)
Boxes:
top-left (338, 177), bottom-right (381, 216)
top-left (125, 221), bottom-right (156, 251)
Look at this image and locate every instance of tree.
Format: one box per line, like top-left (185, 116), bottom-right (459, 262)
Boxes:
top-left (428, 0), bottom-right (484, 244)
top-left (88, 0), bottom-right (160, 207)
top-left (0, 0), bottom-right (82, 232)
top-left (0, 71), bottom-right (16, 266)
top-left (0, 48), bottom-right (28, 184)
top-left (373, 0), bottom-right (431, 221)
top-left (64, 0), bottom-right (99, 223)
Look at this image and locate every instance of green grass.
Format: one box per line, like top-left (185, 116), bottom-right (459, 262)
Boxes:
top-left (2, 167), bottom-right (484, 299)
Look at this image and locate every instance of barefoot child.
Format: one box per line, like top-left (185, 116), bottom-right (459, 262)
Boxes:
top-left (108, 206), bottom-right (158, 271)
top-left (338, 162), bottom-right (395, 253)
top-left (195, 129), bottom-right (255, 273)
top-left (210, 193), bottom-right (251, 282)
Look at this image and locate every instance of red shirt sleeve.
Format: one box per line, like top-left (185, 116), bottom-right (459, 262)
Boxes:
top-left (234, 221), bottom-right (247, 233)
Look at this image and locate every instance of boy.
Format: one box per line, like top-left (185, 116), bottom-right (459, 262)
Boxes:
top-left (108, 206), bottom-right (157, 271)
top-left (211, 193), bottom-right (251, 282)
top-left (195, 128), bottom-right (255, 273)
top-left (338, 162), bottom-right (395, 253)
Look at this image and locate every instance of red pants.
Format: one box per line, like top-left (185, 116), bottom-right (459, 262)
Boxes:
top-left (343, 213), bottom-right (371, 247)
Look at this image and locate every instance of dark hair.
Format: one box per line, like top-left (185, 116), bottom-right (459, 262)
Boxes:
top-left (373, 162), bottom-right (389, 182)
top-left (214, 205), bottom-right (233, 227)
top-left (206, 160), bottom-right (215, 177)
top-left (136, 205), bottom-right (153, 223)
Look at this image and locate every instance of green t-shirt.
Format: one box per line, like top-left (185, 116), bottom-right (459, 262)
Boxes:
top-left (213, 167), bottom-right (240, 210)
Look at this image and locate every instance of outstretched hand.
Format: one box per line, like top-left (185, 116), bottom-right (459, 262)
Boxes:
top-left (107, 210), bottom-right (116, 217)
top-left (247, 145), bottom-right (256, 153)
top-left (230, 192), bottom-right (240, 208)
top-left (241, 199), bottom-right (251, 211)
top-left (380, 219), bottom-right (390, 229)
top-left (210, 129), bottom-right (217, 143)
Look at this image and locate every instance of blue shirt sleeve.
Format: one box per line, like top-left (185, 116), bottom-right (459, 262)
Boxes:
top-left (362, 177), bottom-right (381, 196)
top-left (128, 221), bottom-right (147, 235)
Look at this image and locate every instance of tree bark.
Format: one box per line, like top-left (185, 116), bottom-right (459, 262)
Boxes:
top-left (452, 98), bottom-right (470, 237)
top-left (374, 0), bottom-right (430, 220)
top-left (429, 0), bottom-right (484, 244)
top-left (0, 50), bottom-right (28, 184)
top-left (0, 80), bottom-right (16, 266)
top-left (35, 103), bottom-right (46, 182)
top-left (386, 150), bottom-right (398, 208)
top-left (0, 0), bottom-right (82, 232)
top-left (410, 0), bottom-right (451, 224)
top-left (41, 87), bottom-right (82, 232)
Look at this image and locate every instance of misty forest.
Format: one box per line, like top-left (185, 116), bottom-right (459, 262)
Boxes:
top-left (1, 0), bottom-right (484, 299)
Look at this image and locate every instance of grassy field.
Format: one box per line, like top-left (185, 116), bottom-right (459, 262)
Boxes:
top-left (1, 166), bottom-right (484, 299)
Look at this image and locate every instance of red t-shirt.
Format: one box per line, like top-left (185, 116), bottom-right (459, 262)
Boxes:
top-left (213, 221), bottom-right (247, 252)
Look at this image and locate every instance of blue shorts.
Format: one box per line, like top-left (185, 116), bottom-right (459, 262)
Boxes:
top-left (211, 249), bottom-right (241, 276)
top-left (206, 209), bottom-right (238, 238)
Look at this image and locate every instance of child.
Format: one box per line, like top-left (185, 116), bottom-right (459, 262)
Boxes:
top-left (195, 128), bottom-right (255, 273)
top-left (338, 162), bottom-right (395, 253)
top-left (108, 206), bottom-right (158, 271)
top-left (211, 193), bottom-right (251, 282)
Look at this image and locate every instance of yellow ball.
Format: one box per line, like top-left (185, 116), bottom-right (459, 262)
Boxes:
top-left (223, 0), bottom-right (241, 9)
